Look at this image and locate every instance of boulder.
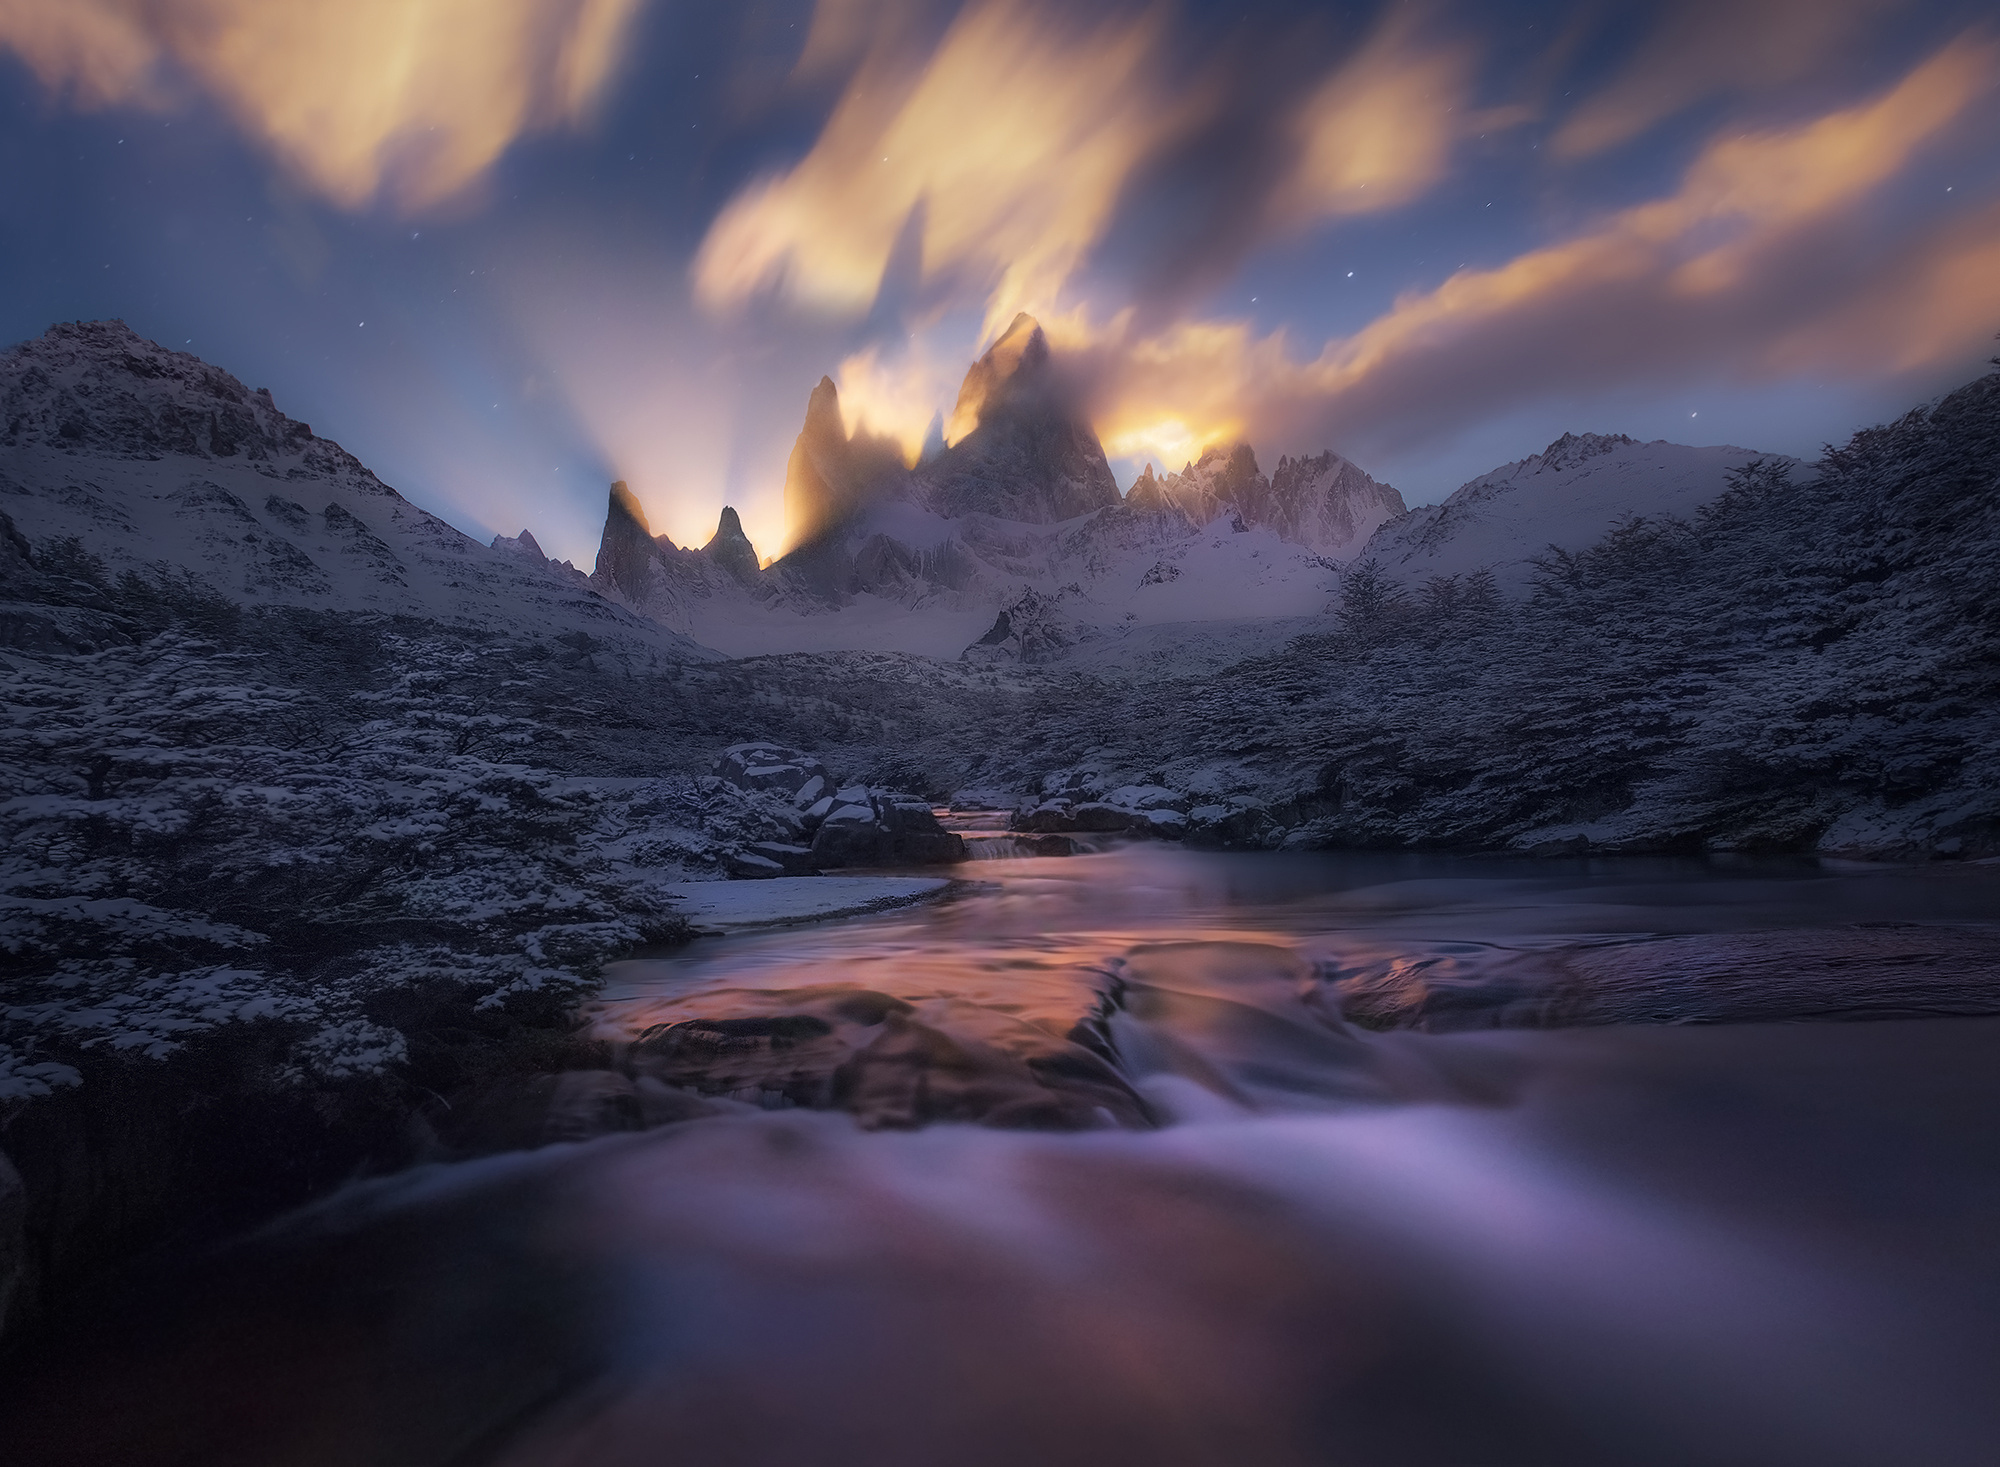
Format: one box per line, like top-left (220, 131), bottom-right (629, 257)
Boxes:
top-left (711, 743), bottom-right (833, 805)
top-left (810, 788), bottom-right (966, 868)
top-left (1014, 800), bottom-right (1079, 833)
top-left (1070, 802), bottom-right (1143, 833)
top-left (1186, 802), bottom-right (1283, 849)
top-left (1012, 784), bottom-right (1190, 840)
top-left (743, 841), bottom-right (819, 876)
top-left (1102, 784), bottom-right (1189, 813)
top-left (726, 850), bottom-right (787, 879)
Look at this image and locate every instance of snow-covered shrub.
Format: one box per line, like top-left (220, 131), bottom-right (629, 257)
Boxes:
top-left (0, 592), bottom-right (710, 1101)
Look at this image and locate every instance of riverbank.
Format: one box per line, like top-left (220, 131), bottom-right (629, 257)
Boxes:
top-left (0, 871), bottom-right (973, 1350)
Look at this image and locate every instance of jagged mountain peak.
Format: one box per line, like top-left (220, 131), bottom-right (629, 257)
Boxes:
top-left (915, 316), bottom-right (1117, 525)
top-left (1128, 440), bottom-right (1266, 527)
top-left (804, 375), bottom-right (842, 432)
top-left (597, 479), bottom-right (671, 607)
top-left (0, 321), bottom-right (701, 656)
top-left (1275, 447), bottom-right (1352, 476)
top-left (1120, 438), bottom-right (1401, 560)
top-left (491, 528), bottom-right (547, 564)
top-left (783, 377), bottom-right (909, 548)
top-left (1530, 431), bottom-right (1637, 474)
top-left (1, 317), bottom-right (328, 466)
top-left (946, 312), bottom-right (1048, 443)
top-left (1192, 441), bottom-right (1263, 493)
top-left (606, 479), bottom-right (664, 543)
top-left (702, 505), bottom-right (762, 586)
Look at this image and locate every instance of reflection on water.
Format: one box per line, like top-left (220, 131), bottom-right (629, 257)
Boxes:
top-left (7, 848), bottom-right (2000, 1466)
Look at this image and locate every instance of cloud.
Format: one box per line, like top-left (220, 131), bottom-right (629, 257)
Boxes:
top-left (701, 0), bottom-right (1485, 472)
top-left (832, 335), bottom-right (961, 463)
top-left (1074, 35), bottom-right (2000, 468)
top-left (692, 0), bottom-right (1196, 343)
top-left (0, 0), bottom-right (644, 208)
top-left (697, 1), bottom-right (1486, 341)
top-left (1273, 7), bottom-right (1474, 227)
top-left (1551, 0), bottom-right (1903, 159)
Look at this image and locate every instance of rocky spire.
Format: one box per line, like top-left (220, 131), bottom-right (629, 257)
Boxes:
top-left (943, 311), bottom-right (1046, 443)
top-left (595, 479), bottom-right (665, 604)
top-left (783, 377), bottom-right (848, 546)
top-left (701, 505), bottom-right (762, 585)
top-left (913, 314), bottom-right (1120, 524)
top-left (1125, 462), bottom-right (1166, 512)
top-left (781, 377), bottom-right (908, 548)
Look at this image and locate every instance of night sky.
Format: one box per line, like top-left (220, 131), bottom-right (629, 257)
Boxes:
top-left (3, 0), bottom-right (1995, 564)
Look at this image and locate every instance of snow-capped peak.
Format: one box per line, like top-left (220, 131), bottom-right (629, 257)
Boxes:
top-left (1359, 432), bottom-right (1787, 591)
top-left (0, 322), bottom-right (704, 656)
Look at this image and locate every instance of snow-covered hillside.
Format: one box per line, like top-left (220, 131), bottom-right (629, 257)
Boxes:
top-left (1359, 431), bottom-right (1779, 590)
top-left (0, 321), bottom-right (706, 658)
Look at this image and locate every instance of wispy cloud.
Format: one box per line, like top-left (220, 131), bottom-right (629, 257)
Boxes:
top-left (696, 1), bottom-right (1485, 333)
top-left (694, 0), bottom-right (1491, 469)
top-left (1272, 6), bottom-right (1475, 228)
top-left (692, 0), bottom-right (1195, 340)
top-left (1079, 35), bottom-right (2000, 466)
top-left (1551, 0), bottom-right (1904, 159)
top-left (0, 0), bottom-right (644, 208)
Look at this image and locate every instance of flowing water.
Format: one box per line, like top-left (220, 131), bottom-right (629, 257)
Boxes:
top-left (9, 847), bottom-right (2000, 1466)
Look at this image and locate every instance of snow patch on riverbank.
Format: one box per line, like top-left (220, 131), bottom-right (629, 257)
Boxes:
top-left (665, 877), bottom-right (956, 934)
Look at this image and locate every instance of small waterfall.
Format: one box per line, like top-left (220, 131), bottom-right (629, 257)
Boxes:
top-left (940, 806), bottom-right (1081, 859)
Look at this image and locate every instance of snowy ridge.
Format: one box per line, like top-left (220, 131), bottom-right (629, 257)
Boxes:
top-left (1129, 442), bottom-right (1405, 561)
top-left (0, 321), bottom-right (708, 657)
top-left (1359, 431), bottom-right (1781, 590)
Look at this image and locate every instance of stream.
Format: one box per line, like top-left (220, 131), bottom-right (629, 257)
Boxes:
top-left (6, 846), bottom-right (2000, 1466)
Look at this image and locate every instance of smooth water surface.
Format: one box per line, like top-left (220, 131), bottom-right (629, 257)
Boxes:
top-left (8, 848), bottom-right (2000, 1467)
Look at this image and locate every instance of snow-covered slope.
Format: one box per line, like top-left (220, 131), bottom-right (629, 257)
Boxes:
top-left (592, 482), bottom-right (1345, 659)
top-left (0, 321), bottom-right (707, 656)
top-left (1360, 432), bottom-right (1779, 591)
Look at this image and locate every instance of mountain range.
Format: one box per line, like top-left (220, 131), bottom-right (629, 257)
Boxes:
top-left (560, 311), bottom-right (1772, 659)
top-left (0, 316), bottom-right (1790, 668)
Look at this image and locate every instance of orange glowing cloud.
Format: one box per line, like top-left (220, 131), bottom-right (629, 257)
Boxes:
top-left (704, 1), bottom-right (1488, 478)
top-left (1275, 9), bottom-right (1474, 227)
top-left (831, 338), bottom-right (957, 464)
top-left (1074, 36), bottom-right (2000, 463)
top-left (0, 0), bottom-right (643, 209)
top-left (1763, 199), bottom-right (2000, 377)
top-left (696, 1), bottom-right (1481, 345)
top-left (692, 0), bottom-right (1199, 341)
